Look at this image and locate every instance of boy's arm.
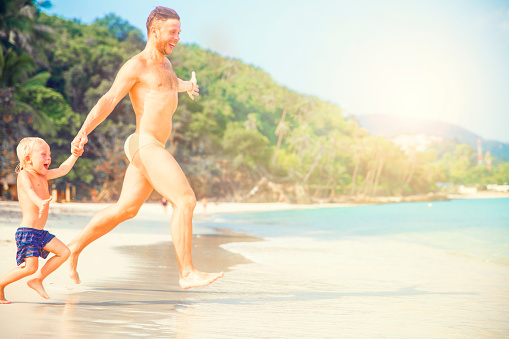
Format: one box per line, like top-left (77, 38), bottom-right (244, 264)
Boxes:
top-left (46, 154), bottom-right (79, 180)
top-left (177, 71), bottom-right (199, 100)
top-left (73, 58), bottom-right (140, 149)
top-left (47, 143), bottom-right (83, 180)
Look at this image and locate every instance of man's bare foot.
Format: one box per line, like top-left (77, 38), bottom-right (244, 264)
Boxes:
top-left (179, 270), bottom-right (224, 290)
top-left (69, 270), bottom-right (81, 284)
top-left (0, 289), bottom-right (11, 304)
top-left (27, 278), bottom-right (50, 299)
top-left (68, 249), bottom-right (81, 284)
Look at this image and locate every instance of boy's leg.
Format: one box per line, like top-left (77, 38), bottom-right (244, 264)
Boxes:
top-left (0, 257), bottom-right (38, 304)
top-left (68, 164), bottom-right (153, 283)
top-left (27, 237), bottom-right (70, 299)
top-left (133, 145), bottom-right (223, 289)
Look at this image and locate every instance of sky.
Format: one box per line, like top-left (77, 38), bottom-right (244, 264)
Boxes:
top-left (44, 0), bottom-right (509, 143)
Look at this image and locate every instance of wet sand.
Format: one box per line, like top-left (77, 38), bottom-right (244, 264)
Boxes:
top-left (1, 200), bottom-right (508, 338)
top-left (0, 232), bottom-right (258, 338)
top-left (0, 201), bottom-right (279, 338)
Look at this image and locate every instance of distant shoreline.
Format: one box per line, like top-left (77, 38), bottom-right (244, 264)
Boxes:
top-left (330, 191), bottom-right (509, 205)
top-left (1, 191), bottom-right (508, 219)
top-left (447, 191), bottom-right (509, 200)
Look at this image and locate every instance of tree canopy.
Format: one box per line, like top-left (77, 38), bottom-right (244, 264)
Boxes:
top-left (1, 2), bottom-right (506, 202)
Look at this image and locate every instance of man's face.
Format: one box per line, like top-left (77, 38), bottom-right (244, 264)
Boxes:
top-left (154, 19), bottom-right (181, 55)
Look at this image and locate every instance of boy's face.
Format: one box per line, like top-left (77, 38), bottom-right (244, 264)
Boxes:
top-left (27, 142), bottom-right (51, 175)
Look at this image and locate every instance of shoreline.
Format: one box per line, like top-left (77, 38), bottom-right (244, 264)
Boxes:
top-left (0, 230), bottom-right (257, 338)
top-left (1, 190), bottom-right (508, 222)
top-left (1, 198), bottom-right (508, 337)
top-left (0, 199), bottom-right (260, 337)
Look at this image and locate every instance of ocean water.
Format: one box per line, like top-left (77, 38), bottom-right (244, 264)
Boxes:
top-left (185, 198), bottom-right (509, 338)
top-left (201, 198), bottom-right (509, 264)
top-left (2, 199), bottom-right (508, 338)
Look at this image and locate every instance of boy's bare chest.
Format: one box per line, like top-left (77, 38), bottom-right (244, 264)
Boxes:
top-left (18, 174), bottom-right (49, 202)
top-left (26, 172), bottom-right (49, 191)
top-left (32, 177), bottom-right (49, 195)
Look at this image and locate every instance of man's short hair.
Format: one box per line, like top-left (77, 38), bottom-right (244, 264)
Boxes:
top-left (146, 6), bottom-right (180, 36)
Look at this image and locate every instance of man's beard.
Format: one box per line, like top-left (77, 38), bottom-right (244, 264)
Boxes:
top-left (157, 40), bottom-right (173, 55)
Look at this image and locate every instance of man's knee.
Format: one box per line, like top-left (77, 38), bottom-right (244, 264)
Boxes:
top-left (118, 204), bottom-right (141, 221)
top-left (176, 192), bottom-right (196, 210)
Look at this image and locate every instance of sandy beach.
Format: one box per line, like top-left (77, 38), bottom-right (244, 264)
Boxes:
top-left (0, 200), bottom-right (325, 338)
top-left (1, 198), bottom-right (508, 338)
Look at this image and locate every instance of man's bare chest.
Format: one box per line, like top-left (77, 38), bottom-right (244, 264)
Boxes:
top-left (141, 64), bottom-right (178, 90)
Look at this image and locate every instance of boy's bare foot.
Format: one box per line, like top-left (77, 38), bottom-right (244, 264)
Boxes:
top-left (27, 278), bottom-right (50, 299)
top-left (0, 289), bottom-right (11, 304)
top-left (68, 248), bottom-right (81, 284)
top-left (179, 270), bottom-right (224, 290)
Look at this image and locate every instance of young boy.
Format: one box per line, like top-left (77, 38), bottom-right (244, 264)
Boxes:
top-left (0, 137), bottom-right (83, 304)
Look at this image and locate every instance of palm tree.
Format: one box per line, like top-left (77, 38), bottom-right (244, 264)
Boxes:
top-left (244, 113), bottom-right (260, 131)
top-left (0, 46), bottom-right (35, 87)
top-left (1, 0), bottom-right (53, 66)
top-left (303, 144), bottom-right (325, 184)
top-left (0, 0), bottom-right (54, 134)
top-left (272, 109), bottom-right (289, 165)
top-left (0, 49), bottom-right (53, 134)
top-left (345, 120), bottom-right (370, 196)
top-left (371, 152), bottom-right (386, 196)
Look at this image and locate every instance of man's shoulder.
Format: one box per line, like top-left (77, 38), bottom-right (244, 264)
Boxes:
top-left (122, 53), bottom-right (171, 76)
top-left (130, 51), bottom-right (173, 65)
top-left (123, 54), bottom-right (149, 72)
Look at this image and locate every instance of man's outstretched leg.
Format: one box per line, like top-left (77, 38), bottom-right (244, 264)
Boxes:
top-left (67, 165), bottom-right (153, 283)
top-left (133, 145), bottom-right (223, 289)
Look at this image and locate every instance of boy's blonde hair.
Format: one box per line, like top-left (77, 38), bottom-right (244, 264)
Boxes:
top-left (16, 137), bottom-right (46, 172)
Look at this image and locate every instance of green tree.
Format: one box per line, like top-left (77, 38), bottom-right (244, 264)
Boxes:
top-left (7, 11), bottom-right (504, 202)
top-left (222, 120), bottom-right (270, 170)
top-left (0, 0), bottom-right (52, 65)
top-left (272, 109), bottom-right (289, 165)
top-left (442, 144), bottom-right (476, 184)
top-left (93, 13), bottom-right (140, 42)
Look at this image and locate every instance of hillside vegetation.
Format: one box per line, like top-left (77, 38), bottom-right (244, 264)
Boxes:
top-left (1, 1), bottom-right (507, 203)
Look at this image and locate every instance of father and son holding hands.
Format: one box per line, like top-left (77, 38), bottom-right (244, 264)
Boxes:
top-left (0, 6), bottom-right (223, 304)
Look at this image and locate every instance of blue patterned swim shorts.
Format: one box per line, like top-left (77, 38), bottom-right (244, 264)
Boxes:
top-left (15, 227), bottom-right (55, 266)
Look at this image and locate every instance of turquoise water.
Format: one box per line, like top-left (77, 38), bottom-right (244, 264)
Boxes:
top-left (202, 198), bottom-right (509, 264)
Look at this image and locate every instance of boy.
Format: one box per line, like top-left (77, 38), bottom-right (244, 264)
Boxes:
top-left (0, 137), bottom-right (83, 304)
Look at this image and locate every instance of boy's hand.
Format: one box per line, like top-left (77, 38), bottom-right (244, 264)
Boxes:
top-left (187, 71), bottom-right (199, 100)
top-left (39, 197), bottom-right (52, 218)
top-left (71, 143), bottom-right (84, 157)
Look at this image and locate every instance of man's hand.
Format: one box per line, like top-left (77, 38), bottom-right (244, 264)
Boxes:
top-left (72, 130), bottom-right (88, 153)
top-left (187, 71), bottom-right (199, 100)
top-left (39, 197), bottom-right (52, 218)
top-left (71, 143), bottom-right (84, 157)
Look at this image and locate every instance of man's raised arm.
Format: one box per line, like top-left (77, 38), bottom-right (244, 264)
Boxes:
top-left (178, 71), bottom-right (199, 100)
top-left (73, 59), bottom-right (140, 149)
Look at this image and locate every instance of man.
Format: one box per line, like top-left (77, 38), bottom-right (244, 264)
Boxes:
top-left (68, 7), bottom-right (223, 289)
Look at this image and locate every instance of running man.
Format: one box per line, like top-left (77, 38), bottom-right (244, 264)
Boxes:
top-left (68, 6), bottom-right (223, 289)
